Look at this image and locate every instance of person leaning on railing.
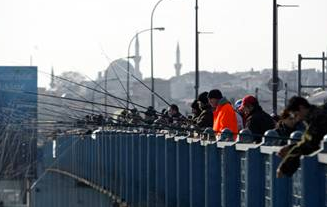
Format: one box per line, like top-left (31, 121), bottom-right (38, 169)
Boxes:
top-left (277, 96), bottom-right (327, 177)
top-left (193, 91), bottom-right (213, 129)
top-left (208, 89), bottom-right (238, 139)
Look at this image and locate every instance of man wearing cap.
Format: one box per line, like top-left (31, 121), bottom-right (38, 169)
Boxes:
top-left (207, 89), bottom-right (238, 138)
top-left (240, 95), bottom-right (275, 143)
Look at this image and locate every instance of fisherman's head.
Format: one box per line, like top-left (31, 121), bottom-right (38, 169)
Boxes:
top-left (239, 95), bottom-right (258, 116)
top-left (191, 100), bottom-right (201, 116)
top-left (207, 89), bottom-right (222, 108)
top-left (168, 104), bottom-right (179, 116)
top-left (197, 91), bottom-right (209, 110)
top-left (286, 96), bottom-right (311, 122)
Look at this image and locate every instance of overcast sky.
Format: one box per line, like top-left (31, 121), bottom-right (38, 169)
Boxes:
top-left (0, 0), bottom-right (326, 87)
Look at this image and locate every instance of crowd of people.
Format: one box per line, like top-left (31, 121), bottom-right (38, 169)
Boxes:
top-left (78, 88), bottom-right (327, 177)
top-left (188, 89), bottom-right (327, 177)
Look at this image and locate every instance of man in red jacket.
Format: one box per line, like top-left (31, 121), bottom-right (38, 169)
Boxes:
top-left (208, 89), bottom-right (238, 139)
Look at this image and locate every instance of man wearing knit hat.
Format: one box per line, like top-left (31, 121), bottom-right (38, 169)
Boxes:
top-left (207, 89), bottom-right (238, 139)
top-left (193, 91), bottom-right (213, 128)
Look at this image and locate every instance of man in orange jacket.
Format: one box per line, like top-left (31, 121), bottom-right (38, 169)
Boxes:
top-left (208, 89), bottom-right (238, 139)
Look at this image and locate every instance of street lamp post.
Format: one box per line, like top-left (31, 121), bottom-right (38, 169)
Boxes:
top-left (151, 0), bottom-right (168, 108)
top-left (127, 27), bottom-right (164, 110)
top-left (272, 0), bottom-right (298, 114)
top-left (195, 0), bottom-right (199, 99)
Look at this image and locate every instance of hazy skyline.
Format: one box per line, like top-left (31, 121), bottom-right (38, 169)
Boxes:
top-left (0, 0), bottom-right (326, 88)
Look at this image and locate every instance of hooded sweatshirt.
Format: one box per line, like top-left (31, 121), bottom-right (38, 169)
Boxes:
top-left (212, 97), bottom-right (238, 139)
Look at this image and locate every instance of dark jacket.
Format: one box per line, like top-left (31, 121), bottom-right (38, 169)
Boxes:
top-left (273, 123), bottom-right (295, 146)
top-left (278, 105), bottom-right (327, 176)
top-left (245, 105), bottom-right (276, 143)
top-left (194, 104), bottom-right (213, 128)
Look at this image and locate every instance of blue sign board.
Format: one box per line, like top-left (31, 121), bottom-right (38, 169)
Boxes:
top-left (0, 66), bottom-right (37, 179)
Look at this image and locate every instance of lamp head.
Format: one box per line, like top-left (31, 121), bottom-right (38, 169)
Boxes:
top-left (154, 27), bottom-right (165, 31)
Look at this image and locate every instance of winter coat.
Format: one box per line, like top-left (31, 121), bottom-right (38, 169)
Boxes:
top-left (278, 105), bottom-right (327, 176)
top-left (194, 104), bottom-right (213, 128)
top-left (212, 97), bottom-right (238, 139)
top-left (244, 104), bottom-right (276, 143)
top-left (273, 123), bottom-right (295, 146)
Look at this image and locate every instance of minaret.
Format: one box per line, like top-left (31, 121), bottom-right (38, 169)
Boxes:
top-left (174, 43), bottom-right (182, 77)
top-left (133, 34), bottom-right (142, 79)
top-left (50, 66), bottom-right (55, 89)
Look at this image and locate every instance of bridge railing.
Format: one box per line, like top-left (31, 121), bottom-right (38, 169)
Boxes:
top-left (37, 129), bottom-right (327, 207)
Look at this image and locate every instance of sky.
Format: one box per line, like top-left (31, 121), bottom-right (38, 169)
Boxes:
top-left (0, 0), bottom-right (326, 88)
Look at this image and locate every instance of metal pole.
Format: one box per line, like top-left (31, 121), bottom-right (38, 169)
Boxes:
top-left (127, 28), bottom-right (164, 109)
top-left (195, 0), bottom-right (199, 99)
top-left (151, 0), bottom-right (165, 108)
top-left (105, 70), bottom-right (108, 115)
top-left (298, 54), bottom-right (302, 96)
top-left (272, 0), bottom-right (278, 114)
top-left (284, 83), bottom-right (288, 107)
top-left (127, 55), bottom-right (130, 110)
top-left (92, 90), bottom-right (94, 114)
top-left (323, 52), bottom-right (325, 90)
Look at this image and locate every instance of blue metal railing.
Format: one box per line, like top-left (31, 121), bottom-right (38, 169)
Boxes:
top-left (32, 130), bottom-right (327, 207)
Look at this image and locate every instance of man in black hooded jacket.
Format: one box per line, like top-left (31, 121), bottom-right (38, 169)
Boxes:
top-left (239, 95), bottom-right (276, 143)
top-left (277, 96), bottom-right (327, 177)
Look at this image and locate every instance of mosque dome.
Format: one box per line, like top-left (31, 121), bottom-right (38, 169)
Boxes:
top-left (105, 58), bottom-right (142, 82)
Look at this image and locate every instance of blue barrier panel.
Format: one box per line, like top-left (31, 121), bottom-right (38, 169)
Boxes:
top-left (292, 154), bottom-right (325, 206)
top-left (132, 133), bottom-right (140, 206)
top-left (121, 132), bottom-right (127, 202)
top-left (147, 134), bottom-right (156, 206)
top-left (115, 132), bottom-right (121, 197)
top-left (165, 137), bottom-right (177, 207)
top-left (85, 136), bottom-right (91, 181)
top-left (204, 141), bottom-right (221, 207)
top-left (176, 137), bottom-right (190, 207)
top-left (217, 141), bottom-right (240, 207)
top-left (139, 134), bottom-right (148, 206)
top-left (155, 134), bottom-right (166, 206)
top-left (189, 139), bottom-right (205, 207)
top-left (292, 166), bottom-right (302, 207)
top-left (126, 133), bottom-right (134, 204)
top-left (110, 132), bottom-right (116, 195)
top-left (98, 132), bottom-right (105, 188)
top-left (94, 134), bottom-right (100, 186)
top-left (91, 135), bottom-right (96, 184)
top-left (318, 153), bottom-right (327, 206)
top-left (260, 146), bottom-right (291, 207)
top-left (236, 143), bottom-right (264, 207)
top-left (102, 132), bottom-right (108, 191)
top-left (106, 132), bottom-right (112, 192)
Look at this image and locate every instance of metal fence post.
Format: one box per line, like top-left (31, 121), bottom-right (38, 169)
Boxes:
top-left (155, 134), bottom-right (166, 206)
top-left (204, 140), bottom-right (220, 207)
top-left (165, 136), bottom-right (177, 207)
top-left (189, 138), bottom-right (205, 207)
top-left (217, 140), bottom-right (240, 207)
top-left (176, 137), bottom-right (190, 207)
top-left (147, 134), bottom-right (156, 206)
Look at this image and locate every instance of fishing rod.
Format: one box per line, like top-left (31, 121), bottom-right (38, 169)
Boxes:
top-left (20, 99), bottom-right (132, 128)
top-left (99, 45), bottom-right (136, 109)
top-left (36, 100), bottom-right (123, 120)
top-left (38, 70), bottom-right (127, 109)
top-left (83, 72), bottom-right (136, 110)
top-left (55, 81), bottom-right (106, 116)
top-left (38, 70), bottom-right (168, 117)
top-left (100, 49), bottom-right (171, 107)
